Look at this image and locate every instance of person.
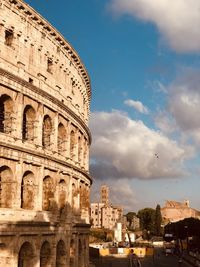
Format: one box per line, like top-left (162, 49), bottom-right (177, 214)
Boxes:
top-left (129, 249), bottom-right (142, 267)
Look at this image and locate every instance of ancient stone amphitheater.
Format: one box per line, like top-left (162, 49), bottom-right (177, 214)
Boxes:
top-left (0, 0), bottom-right (92, 266)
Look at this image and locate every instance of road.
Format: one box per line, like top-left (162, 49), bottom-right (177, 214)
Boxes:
top-left (90, 249), bottom-right (192, 267)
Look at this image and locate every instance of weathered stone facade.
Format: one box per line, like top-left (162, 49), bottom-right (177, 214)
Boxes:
top-left (0, 0), bottom-right (92, 266)
top-left (161, 200), bottom-right (200, 224)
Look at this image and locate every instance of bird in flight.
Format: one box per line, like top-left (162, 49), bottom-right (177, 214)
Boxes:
top-left (155, 153), bottom-right (159, 158)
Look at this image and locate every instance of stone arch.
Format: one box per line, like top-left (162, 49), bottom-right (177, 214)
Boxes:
top-left (40, 241), bottom-right (52, 267)
top-left (0, 94), bottom-right (14, 134)
top-left (58, 179), bottom-right (66, 210)
top-left (22, 105), bottom-right (36, 142)
top-left (56, 240), bottom-right (67, 267)
top-left (58, 123), bottom-right (67, 154)
top-left (0, 165), bottom-right (13, 208)
top-left (42, 115), bottom-right (52, 148)
top-left (70, 130), bottom-right (75, 160)
top-left (21, 171), bottom-right (35, 210)
top-left (70, 239), bottom-right (75, 267)
top-left (18, 241), bottom-right (34, 267)
top-left (42, 176), bottom-right (54, 211)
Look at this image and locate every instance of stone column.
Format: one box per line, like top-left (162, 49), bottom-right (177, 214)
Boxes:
top-left (84, 235), bottom-right (89, 267)
top-left (52, 112), bottom-right (58, 152)
top-left (65, 121), bottom-right (71, 160)
top-left (73, 234), bottom-right (79, 267)
top-left (15, 92), bottom-right (23, 140)
top-left (35, 103), bottom-right (43, 147)
top-left (37, 165), bottom-right (44, 211)
top-left (15, 160), bottom-right (23, 208)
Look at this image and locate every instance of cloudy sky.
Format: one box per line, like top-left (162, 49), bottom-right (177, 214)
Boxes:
top-left (25, 0), bottom-right (200, 212)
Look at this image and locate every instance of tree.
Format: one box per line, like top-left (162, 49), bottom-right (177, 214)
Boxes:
top-left (154, 204), bottom-right (162, 236)
top-left (137, 208), bottom-right (155, 233)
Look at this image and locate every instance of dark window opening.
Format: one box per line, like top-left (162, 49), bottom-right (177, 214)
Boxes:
top-left (29, 78), bottom-right (33, 84)
top-left (5, 30), bottom-right (13, 46)
top-left (47, 58), bottom-right (53, 73)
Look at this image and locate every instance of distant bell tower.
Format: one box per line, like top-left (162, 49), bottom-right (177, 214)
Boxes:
top-left (101, 185), bottom-right (109, 206)
top-left (184, 199), bottom-right (190, 207)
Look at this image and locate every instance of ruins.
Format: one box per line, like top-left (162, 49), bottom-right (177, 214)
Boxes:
top-left (0, 0), bottom-right (92, 266)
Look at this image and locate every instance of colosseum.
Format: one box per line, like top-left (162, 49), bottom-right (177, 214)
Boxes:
top-left (0, 0), bottom-right (92, 266)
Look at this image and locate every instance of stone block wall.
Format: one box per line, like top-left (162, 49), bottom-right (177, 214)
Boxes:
top-left (0, 0), bottom-right (92, 266)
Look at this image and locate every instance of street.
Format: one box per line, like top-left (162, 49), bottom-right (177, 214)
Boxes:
top-left (90, 249), bottom-right (192, 267)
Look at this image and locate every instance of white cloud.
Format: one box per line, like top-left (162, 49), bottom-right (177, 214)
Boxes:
top-left (124, 99), bottom-right (149, 114)
top-left (151, 68), bottom-right (200, 150)
top-left (108, 0), bottom-right (200, 53)
top-left (90, 110), bottom-right (190, 181)
top-left (154, 111), bottom-right (177, 135)
top-left (167, 69), bottom-right (200, 131)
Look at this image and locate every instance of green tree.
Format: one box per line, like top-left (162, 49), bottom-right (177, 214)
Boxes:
top-left (154, 204), bottom-right (162, 236)
top-left (126, 212), bottom-right (136, 228)
top-left (137, 208), bottom-right (155, 233)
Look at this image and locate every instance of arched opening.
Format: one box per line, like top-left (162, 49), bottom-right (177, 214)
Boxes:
top-left (40, 241), bottom-right (51, 267)
top-left (22, 105), bottom-right (36, 142)
top-left (58, 179), bottom-right (66, 210)
top-left (21, 171), bottom-right (35, 210)
top-left (56, 240), bottom-right (67, 267)
top-left (42, 115), bottom-right (52, 148)
top-left (58, 123), bottom-right (67, 154)
top-left (0, 94), bottom-right (14, 134)
top-left (18, 242), bottom-right (34, 267)
top-left (70, 239), bottom-right (75, 267)
top-left (42, 176), bottom-right (54, 211)
top-left (70, 130), bottom-right (75, 160)
top-left (0, 166), bottom-right (13, 208)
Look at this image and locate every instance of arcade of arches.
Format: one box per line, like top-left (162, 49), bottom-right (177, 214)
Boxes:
top-left (0, 0), bottom-right (92, 266)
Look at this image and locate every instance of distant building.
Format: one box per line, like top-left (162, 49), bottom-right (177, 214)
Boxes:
top-left (101, 205), bottom-right (123, 229)
top-left (161, 200), bottom-right (200, 224)
top-left (90, 186), bottom-right (123, 230)
top-left (129, 215), bottom-right (140, 230)
top-left (90, 202), bottom-right (104, 228)
top-left (101, 184), bottom-right (109, 206)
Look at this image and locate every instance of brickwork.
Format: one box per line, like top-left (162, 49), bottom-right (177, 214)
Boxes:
top-left (0, 0), bottom-right (92, 266)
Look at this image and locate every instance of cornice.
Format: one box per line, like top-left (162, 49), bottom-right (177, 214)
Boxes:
top-left (4, 0), bottom-right (91, 101)
top-left (0, 67), bottom-right (92, 144)
top-left (0, 141), bottom-right (93, 183)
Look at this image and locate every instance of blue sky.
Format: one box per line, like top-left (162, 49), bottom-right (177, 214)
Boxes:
top-left (25, 0), bottom-right (200, 212)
